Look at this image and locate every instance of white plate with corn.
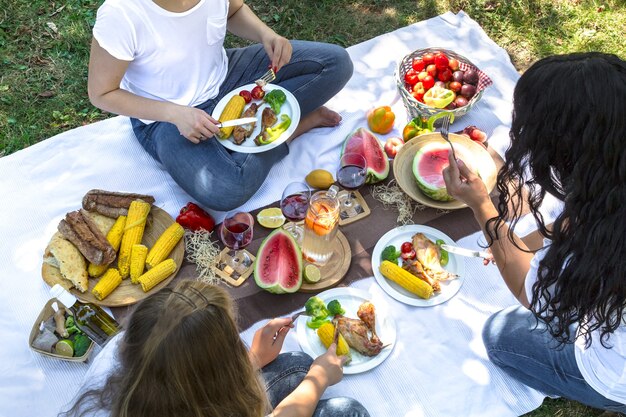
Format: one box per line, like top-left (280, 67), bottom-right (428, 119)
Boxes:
top-left (296, 287), bottom-right (396, 374)
top-left (372, 225), bottom-right (465, 307)
top-left (212, 83), bottom-right (300, 154)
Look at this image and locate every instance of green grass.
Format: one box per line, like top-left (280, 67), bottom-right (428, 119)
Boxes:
top-left (1, 1), bottom-right (625, 413)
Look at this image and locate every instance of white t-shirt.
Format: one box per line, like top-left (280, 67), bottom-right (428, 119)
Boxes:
top-left (93, 0), bottom-right (229, 121)
top-left (525, 241), bottom-right (626, 403)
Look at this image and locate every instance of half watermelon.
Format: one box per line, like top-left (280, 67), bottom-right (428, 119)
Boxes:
top-left (254, 228), bottom-right (303, 294)
top-left (412, 142), bottom-right (472, 202)
top-left (341, 127), bottom-right (389, 184)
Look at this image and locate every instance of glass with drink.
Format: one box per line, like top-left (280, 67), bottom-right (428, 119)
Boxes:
top-left (219, 211), bottom-right (254, 268)
top-left (336, 153), bottom-right (367, 209)
top-left (301, 185), bottom-right (341, 266)
top-left (280, 182), bottom-right (311, 245)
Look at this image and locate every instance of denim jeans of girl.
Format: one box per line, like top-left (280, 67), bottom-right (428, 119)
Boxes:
top-left (262, 351), bottom-right (370, 417)
top-left (483, 305), bottom-right (626, 413)
top-left (131, 40), bottom-right (353, 211)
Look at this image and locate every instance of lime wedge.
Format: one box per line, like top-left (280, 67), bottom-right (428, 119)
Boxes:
top-left (304, 264), bottom-right (321, 284)
top-left (55, 339), bottom-right (74, 357)
top-left (257, 208), bottom-right (285, 229)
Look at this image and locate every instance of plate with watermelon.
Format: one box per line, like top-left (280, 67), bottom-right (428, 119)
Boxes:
top-left (393, 132), bottom-right (497, 209)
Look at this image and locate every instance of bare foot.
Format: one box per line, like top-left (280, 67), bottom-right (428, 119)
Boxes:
top-left (287, 106), bottom-right (341, 143)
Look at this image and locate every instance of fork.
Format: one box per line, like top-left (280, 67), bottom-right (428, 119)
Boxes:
top-left (440, 113), bottom-right (457, 162)
top-left (271, 310), bottom-right (307, 345)
top-left (255, 68), bottom-right (276, 87)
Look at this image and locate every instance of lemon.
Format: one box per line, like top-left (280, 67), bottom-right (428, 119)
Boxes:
top-left (257, 208), bottom-right (285, 229)
top-left (55, 339), bottom-right (74, 357)
top-left (303, 264), bottom-right (321, 284)
top-left (305, 169), bottom-right (335, 189)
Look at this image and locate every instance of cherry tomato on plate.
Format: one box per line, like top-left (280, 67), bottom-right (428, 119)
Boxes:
top-left (251, 85), bottom-right (265, 100)
top-left (401, 242), bottom-right (413, 253)
top-left (401, 249), bottom-right (416, 260)
top-left (239, 90), bottom-right (252, 104)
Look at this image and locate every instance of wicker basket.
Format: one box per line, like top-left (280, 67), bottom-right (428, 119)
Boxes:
top-left (395, 47), bottom-right (493, 120)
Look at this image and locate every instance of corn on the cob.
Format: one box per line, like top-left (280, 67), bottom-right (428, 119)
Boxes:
top-left (118, 200), bottom-right (151, 278)
top-left (379, 260), bottom-right (433, 299)
top-left (130, 244), bottom-right (148, 284)
top-left (88, 215), bottom-right (127, 278)
top-left (217, 95), bottom-right (245, 139)
top-left (92, 268), bottom-right (122, 301)
top-left (137, 258), bottom-right (177, 292)
top-left (145, 222), bottom-right (184, 270)
top-left (317, 322), bottom-right (352, 363)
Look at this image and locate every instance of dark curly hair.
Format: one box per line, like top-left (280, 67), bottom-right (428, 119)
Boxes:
top-left (487, 52), bottom-right (626, 348)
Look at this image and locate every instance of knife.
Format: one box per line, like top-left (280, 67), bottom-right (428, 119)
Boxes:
top-left (217, 117), bottom-right (257, 128)
top-left (440, 244), bottom-right (490, 259)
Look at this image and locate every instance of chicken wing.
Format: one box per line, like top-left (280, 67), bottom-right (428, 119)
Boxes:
top-left (334, 315), bottom-right (383, 357)
top-left (356, 301), bottom-right (378, 338)
top-left (412, 233), bottom-right (458, 281)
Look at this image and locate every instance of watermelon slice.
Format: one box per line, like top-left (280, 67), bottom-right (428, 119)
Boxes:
top-left (254, 228), bottom-right (302, 294)
top-left (341, 127), bottom-right (389, 184)
top-left (412, 142), bottom-right (472, 202)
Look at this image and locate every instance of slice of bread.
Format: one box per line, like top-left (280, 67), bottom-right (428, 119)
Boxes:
top-left (43, 232), bottom-right (88, 292)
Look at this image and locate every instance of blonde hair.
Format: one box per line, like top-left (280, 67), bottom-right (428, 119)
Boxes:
top-left (62, 280), bottom-right (268, 417)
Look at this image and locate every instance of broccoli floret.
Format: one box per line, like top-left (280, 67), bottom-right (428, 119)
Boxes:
top-left (65, 315), bottom-right (81, 335)
top-left (381, 245), bottom-right (401, 263)
top-left (306, 316), bottom-right (331, 329)
top-left (327, 300), bottom-right (345, 316)
top-left (263, 89), bottom-right (287, 113)
top-left (72, 333), bottom-right (92, 357)
top-left (304, 296), bottom-right (329, 320)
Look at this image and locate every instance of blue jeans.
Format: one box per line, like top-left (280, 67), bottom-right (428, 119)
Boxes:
top-left (261, 351), bottom-right (370, 417)
top-left (483, 305), bottom-right (626, 413)
top-left (131, 40), bottom-right (353, 211)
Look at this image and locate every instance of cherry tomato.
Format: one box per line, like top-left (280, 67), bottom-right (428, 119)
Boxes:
top-left (437, 68), bottom-right (453, 82)
top-left (239, 90), bottom-right (252, 104)
top-left (448, 58), bottom-right (460, 71)
top-left (422, 75), bottom-right (435, 91)
top-left (401, 242), bottom-right (413, 253)
top-left (434, 52), bottom-right (449, 69)
top-left (426, 64), bottom-right (438, 78)
top-left (412, 58), bottom-right (425, 72)
top-left (251, 85), bottom-right (265, 100)
top-left (401, 249), bottom-right (416, 260)
top-left (404, 69), bottom-right (419, 86)
top-left (422, 53), bottom-right (435, 66)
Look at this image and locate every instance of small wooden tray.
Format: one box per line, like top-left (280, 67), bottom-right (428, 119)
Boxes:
top-left (211, 248), bottom-right (256, 287)
top-left (299, 231), bottom-right (351, 292)
top-left (338, 190), bottom-right (371, 226)
top-left (29, 299), bottom-right (95, 362)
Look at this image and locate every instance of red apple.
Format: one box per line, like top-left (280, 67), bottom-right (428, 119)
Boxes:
top-left (384, 136), bottom-right (405, 159)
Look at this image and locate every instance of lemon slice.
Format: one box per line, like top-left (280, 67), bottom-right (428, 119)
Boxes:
top-left (257, 208), bottom-right (285, 229)
top-left (303, 264), bottom-right (321, 284)
top-left (55, 339), bottom-right (74, 357)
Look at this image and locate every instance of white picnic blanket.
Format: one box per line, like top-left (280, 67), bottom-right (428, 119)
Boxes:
top-left (0, 11), bottom-right (552, 417)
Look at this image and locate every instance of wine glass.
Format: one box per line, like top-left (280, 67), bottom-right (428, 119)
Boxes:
top-left (280, 182), bottom-right (311, 244)
top-left (219, 211), bottom-right (254, 268)
top-left (336, 153), bottom-right (367, 208)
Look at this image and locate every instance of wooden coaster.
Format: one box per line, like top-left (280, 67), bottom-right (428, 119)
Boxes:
top-left (211, 248), bottom-right (255, 287)
top-left (337, 190), bottom-right (371, 226)
top-left (299, 231), bottom-right (351, 293)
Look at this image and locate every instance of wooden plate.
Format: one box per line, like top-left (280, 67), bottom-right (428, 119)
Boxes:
top-left (42, 207), bottom-right (184, 307)
top-left (299, 231), bottom-right (351, 292)
top-left (393, 132), bottom-right (497, 210)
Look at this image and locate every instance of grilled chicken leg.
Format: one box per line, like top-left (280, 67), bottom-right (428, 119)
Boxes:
top-left (412, 233), bottom-right (458, 281)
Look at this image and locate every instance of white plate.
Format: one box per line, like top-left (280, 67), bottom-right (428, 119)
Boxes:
top-left (296, 288), bottom-right (396, 374)
top-left (212, 83), bottom-right (301, 154)
top-left (372, 225), bottom-right (465, 307)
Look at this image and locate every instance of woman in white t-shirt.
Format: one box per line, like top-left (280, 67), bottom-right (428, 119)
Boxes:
top-left (443, 52), bottom-right (626, 412)
top-left (88, 0), bottom-right (353, 211)
top-left (59, 280), bottom-right (369, 417)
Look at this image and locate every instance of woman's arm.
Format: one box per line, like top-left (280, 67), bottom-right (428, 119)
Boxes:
top-left (87, 39), bottom-right (220, 143)
top-left (226, 0), bottom-right (292, 71)
top-left (443, 152), bottom-right (534, 307)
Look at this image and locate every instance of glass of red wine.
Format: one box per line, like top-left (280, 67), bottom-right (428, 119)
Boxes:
top-left (280, 181), bottom-right (311, 244)
top-left (336, 153), bottom-right (367, 208)
top-left (219, 211), bottom-right (254, 268)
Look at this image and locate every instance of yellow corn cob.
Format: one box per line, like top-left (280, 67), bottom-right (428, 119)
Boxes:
top-left (130, 244), bottom-right (148, 284)
top-left (88, 215), bottom-right (127, 278)
top-left (317, 322), bottom-right (352, 362)
top-left (379, 260), bottom-right (434, 299)
top-left (217, 95), bottom-right (246, 139)
top-left (92, 268), bottom-right (122, 301)
top-left (137, 258), bottom-right (177, 292)
top-left (145, 222), bottom-right (184, 270)
top-left (118, 200), bottom-right (151, 278)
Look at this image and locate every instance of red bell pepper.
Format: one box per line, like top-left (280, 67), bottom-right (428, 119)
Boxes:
top-left (176, 202), bottom-right (215, 232)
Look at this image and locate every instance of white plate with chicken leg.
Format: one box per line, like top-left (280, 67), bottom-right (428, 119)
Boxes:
top-left (372, 225), bottom-right (465, 307)
top-left (296, 288), bottom-right (396, 374)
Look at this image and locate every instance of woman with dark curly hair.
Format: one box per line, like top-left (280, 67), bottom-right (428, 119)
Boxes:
top-left (443, 52), bottom-right (626, 412)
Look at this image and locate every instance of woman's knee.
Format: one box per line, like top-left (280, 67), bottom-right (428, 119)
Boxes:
top-left (275, 351), bottom-right (314, 370)
top-left (314, 397), bottom-right (370, 417)
top-left (324, 43), bottom-right (353, 85)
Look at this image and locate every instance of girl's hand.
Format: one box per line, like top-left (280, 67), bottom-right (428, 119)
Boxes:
top-left (442, 149), bottom-right (491, 211)
top-left (262, 34), bottom-right (292, 72)
top-left (309, 342), bottom-right (349, 387)
top-left (248, 317), bottom-right (294, 369)
top-left (171, 106), bottom-right (221, 144)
